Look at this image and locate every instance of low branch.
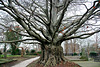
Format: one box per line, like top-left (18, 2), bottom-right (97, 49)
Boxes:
top-left (0, 39), bottom-right (36, 43)
top-left (0, 23), bottom-right (9, 28)
top-left (1, 8), bottom-right (17, 19)
top-left (22, 42), bottom-right (41, 44)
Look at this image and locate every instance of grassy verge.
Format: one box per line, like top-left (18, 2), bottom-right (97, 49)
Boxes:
top-left (0, 55), bottom-right (38, 58)
top-left (0, 59), bottom-right (16, 64)
top-left (0, 55), bottom-right (38, 63)
top-left (0, 55), bottom-right (21, 58)
top-left (0, 55), bottom-right (38, 66)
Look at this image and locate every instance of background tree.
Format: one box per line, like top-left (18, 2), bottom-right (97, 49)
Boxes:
top-left (3, 43), bottom-right (7, 58)
top-left (0, 0), bottom-right (100, 66)
top-left (4, 25), bottom-right (22, 55)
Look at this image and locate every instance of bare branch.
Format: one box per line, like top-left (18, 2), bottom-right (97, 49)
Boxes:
top-left (12, 30), bottom-right (30, 37)
top-left (22, 42), bottom-right (41, 44)
top-left (0, 23), bottom-right (9, 28)
top-left (0, 39), bottom-right (36, 43)
top-left (77, 4), bottom-right (88, 10)
top-left (52, 0), bottom-right (72, 41)
top-left (64, 2), bottom-right (100, 37)
top-left (1, 8), bottom-right (17, 19)
top-left (63, 29), bottom-right (100, 40)
top-left (14, 0), bottom-right (31, 14)
top-left (0, 0), bottom-right (100, 46)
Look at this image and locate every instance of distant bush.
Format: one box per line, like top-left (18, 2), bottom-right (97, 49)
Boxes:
top-left (89, 52), bottom-right (98, 58)
top-left (7, 49), bottom-right (12, 53)
top-left (80, 53), bottom-right (82, 56)
top-left (33, 53), bottom-right (38, 55)
top-left (37, 51), bottom-right (41, 54)
top-left (16, 48), bottom-right (21, 55)
top-left (36, 51), bottom-right (41, 55)
top-left (26, 50), bottom-right (30, 55)
top-left (30, 49), bottom-right (35, 55)
top-left (0, 51), bottom-right (2, 57)
top-left (26, 50), bottom-right (41, 55)
top-left (31, 50), bottom-right (35, 53)
top-left (73, 53), bottom-right (77, 56)
top-left (0, 51), bottom-right (2, 55)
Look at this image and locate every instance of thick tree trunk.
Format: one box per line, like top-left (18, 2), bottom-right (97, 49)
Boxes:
top-left (21, 47), bottom-right (24, 57)
top-left (4, 43), bottom-right (7, 58)
top-left (11, 43), bottom-right (17, 55)
top-left (38, 44), bottom-right (67, 67)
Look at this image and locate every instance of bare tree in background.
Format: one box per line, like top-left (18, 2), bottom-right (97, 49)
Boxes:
top-left (0, 0), bottom-right (100, 66)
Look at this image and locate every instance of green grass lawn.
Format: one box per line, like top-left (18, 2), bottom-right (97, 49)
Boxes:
top-left (0, 55), bottom-right (38, 65)
top-left (0, 59), bottom-right (15, 64)
top-left (73, 61), bottom-right (100, 67)
top-left (0, 55), bottom-right (20, 64)
top-left (0, 55), bottom-right (21, 58)
top-left (0, 55), bottom-right (38, 58)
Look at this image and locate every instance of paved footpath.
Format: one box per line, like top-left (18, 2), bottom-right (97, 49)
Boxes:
top-left (12, 56), bottom-right (40, 67)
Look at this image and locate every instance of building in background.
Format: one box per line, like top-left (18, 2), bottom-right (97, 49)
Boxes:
top-left (64, 40), bottom-right (80, 55)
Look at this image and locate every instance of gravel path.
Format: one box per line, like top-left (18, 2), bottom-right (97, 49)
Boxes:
top-left (11, 56), bottom-right (40, 67)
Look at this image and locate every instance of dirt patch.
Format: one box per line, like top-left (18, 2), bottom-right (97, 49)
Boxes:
top-left (27, 60), bottom-right (81, 67)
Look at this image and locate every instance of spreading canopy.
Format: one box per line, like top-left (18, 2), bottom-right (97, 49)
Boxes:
top-left (0, 0), bottom-right (100, 45)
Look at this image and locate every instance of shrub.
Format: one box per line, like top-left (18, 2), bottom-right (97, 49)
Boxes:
top-left (89, 52), bottom-right (98, 58)
top-left (36, 51), bottom-right (41, 56)
top-left (0, 51), bottom-right (2, 57)
top-left (26, 50), bottom-right (30, 55)
top-left (33, 53), bottom-right (38, 55)
top-left (80, 52), bottom-right (82, 56)
top-left (16, 48), bottom-right (21, 55)
top-left (31, 49), bottom-right (35, 53)
top-left (73, 53), bottom-right (77, 56)
top-left (0, 51), bottom-right (2, 55)
top-left (7, 49), bottom-right (12, 53)
top-left (30, 49), bottom-right (35, 55)
top-left (37, 51), bottom-right (41, 54)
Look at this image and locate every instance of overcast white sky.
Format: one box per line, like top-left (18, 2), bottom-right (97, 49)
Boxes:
top-left (0, 0), bottom-right (100, 50)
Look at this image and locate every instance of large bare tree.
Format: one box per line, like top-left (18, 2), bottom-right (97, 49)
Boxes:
top-left (0, 0), bottom-right (100, 66)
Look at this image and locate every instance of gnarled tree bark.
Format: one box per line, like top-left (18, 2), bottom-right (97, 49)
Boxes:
top-left (38, 43), bottom-right (66, 67)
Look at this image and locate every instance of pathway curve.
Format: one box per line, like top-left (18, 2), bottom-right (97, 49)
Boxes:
top-left (11, 56), bottom-right (40, 67)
